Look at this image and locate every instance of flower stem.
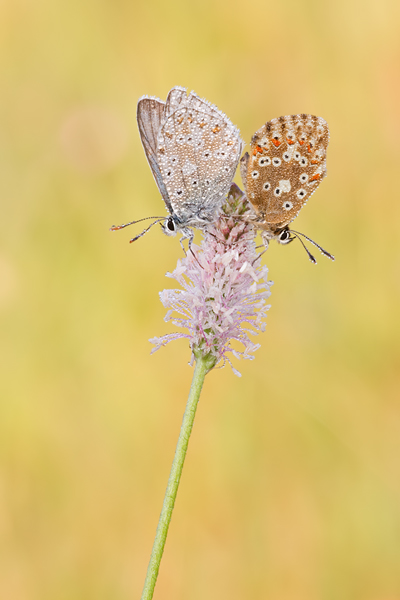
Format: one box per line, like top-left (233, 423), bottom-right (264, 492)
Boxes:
top-left (140, 352), bottom-right (216, 600)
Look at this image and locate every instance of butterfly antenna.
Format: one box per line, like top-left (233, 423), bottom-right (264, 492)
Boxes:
top-left (129, 218), bottom-right (165, 243)
top-left (289, 232), bottom-right (317, 264)
top-left (110, 215), bottom-right (165, 231)
top-left (290, 229), bottom-right (335, 261)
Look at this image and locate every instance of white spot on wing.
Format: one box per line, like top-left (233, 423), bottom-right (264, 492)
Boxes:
top-left (279, 180), bottom-right (291, 193)
top-left (182, 160), bottom-right (196, 176)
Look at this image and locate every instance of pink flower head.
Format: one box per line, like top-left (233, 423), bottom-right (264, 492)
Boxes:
top-left (149, 184), bottom-right (273, 376)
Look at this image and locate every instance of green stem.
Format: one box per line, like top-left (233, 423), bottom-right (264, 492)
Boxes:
top-left (140, 352), bottom-right (216, 600)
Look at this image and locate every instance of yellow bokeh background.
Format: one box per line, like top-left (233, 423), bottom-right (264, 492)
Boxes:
top-left (1, 0), bottom-right (400, 598)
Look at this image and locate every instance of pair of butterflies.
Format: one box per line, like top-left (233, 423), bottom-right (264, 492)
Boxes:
top-left (111, 86), bottom-right (334, 264)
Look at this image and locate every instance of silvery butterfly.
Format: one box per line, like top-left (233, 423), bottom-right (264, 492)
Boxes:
top-left (111, 86), bottom-right (243, 251)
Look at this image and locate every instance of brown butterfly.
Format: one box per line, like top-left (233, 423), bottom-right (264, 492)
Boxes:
top-left (240, 114), bottom-right (334, 263)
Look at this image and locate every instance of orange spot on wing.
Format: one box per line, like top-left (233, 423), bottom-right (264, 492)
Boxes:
top-left (287, 138), bottom-right (295, 145)
top-left (299, 140), bottom-right (305, 145)
top-left (272, 139), bottom-right (281, 147)
top-left (311, 159), bottom-right (319, 164)
top-left (212, 125), bottom-right (221, 133)
top-left (309, 173), bottom-right (321, 181)
top-left (307, 143), bottom-right (312, 153)
top-left (253, 145), bottom-right (263, 155)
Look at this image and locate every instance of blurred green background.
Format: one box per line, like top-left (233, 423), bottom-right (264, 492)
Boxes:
top-left (1, 0), bottom-right (400, 598)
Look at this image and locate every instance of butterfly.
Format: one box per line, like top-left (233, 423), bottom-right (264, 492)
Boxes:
top-left (111, 86), bottom-right (243, 250)
top-left (240, 114), bottom-right (334, 263)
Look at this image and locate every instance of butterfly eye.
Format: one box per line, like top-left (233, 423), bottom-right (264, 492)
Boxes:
top-left (283, 152), bottom-right (291, 162)
top-left (263, 182), bottom-right (271, 191)
top-left (167, 217), bottom-right (176, 232)
top-left (297, 189), bottom-right (306, 199)
top-left (278, 229), bottom-right (291, 243)
top-left (300, 173), bottom-right (308, 183)
top-left (300, 157), bottom-right (308, 166)
top-left (251, 170), bottom-right (260, 179)
top-left (274, 187), bottom-right (281, 196)
top-left (283, 201), bottom-right (293, 211)
top-left (258, 156), bottom-right (271, 166)
top-left (272, 158), bottom-right (281, 166)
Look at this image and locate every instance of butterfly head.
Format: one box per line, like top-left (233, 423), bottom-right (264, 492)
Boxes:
top-left (259, 224), bottom-right (334, 264)
top-left (276, 227), bottom-right (294, 245)
top-left (161, 215), bottom-right (178, 237)
top-left (161, 217), bottom-right (195, 255)
top-left (259, 224), bottom-right (294, 246)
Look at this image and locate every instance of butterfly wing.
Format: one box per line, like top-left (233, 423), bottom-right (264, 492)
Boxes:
top-left (155, 87), bottom-right (243, 226)
top-left (240, 152), bottom-right (250, 196)
top-left (244, 114), bottom-right (329, 227)
top-left (137, 96), bottom-right (174, 214)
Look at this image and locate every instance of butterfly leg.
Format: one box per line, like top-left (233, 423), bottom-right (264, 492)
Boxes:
top-left (178, 228), bottom-right (191, 256)
top-left (179, 229), bottom-right (205, 269)
top-left (252, 247), bottom-right (268, 266)
top-left (252, 232), bottom-right (271, 265)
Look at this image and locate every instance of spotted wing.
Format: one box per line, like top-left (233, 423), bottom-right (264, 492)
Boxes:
top-left (137, 96), bottom-right (173, 214)
top-left (240, 151), bottom-right (250, 196)
top-left (156, 87), bottom-right (243, 226)
top-left (244, 114), bottom-right (329, 227)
